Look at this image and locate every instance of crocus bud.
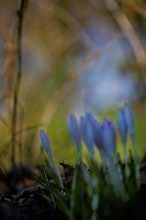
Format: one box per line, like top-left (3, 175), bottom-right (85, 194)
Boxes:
top-left (117, 107), bottom-right (127, 145)
top-left (79, 114), bottom-right (94, 156)
top-left (40, 129), bottom-right (53, 159)
top-left (67, 114), bottom-right (81, 154)
top-left (100, 118), bottom-right (116, 155)
top-left (124, 103), bottom-right (135, 138)
top-left (86, 113), bottom-right (102, 149)
top-left (40, 130), bottom-right (63, 187)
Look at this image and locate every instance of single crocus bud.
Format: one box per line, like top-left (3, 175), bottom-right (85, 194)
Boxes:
top-left (86, 113), bottom-right (102, 149)
top-left (117, 107), bottom-right (127, 145)
top-left (100, 118), bottom-right (116, 155)
top-left (79, 114), bottom-right (94, 157)
top-left (40, 129), bottom-right (63, 187)
top-left (67, 114), bottom-right (81, 154)
top-left (40, 129), bottom-right (53, 160)
top-left (124, 103), bottom-right (135, 138)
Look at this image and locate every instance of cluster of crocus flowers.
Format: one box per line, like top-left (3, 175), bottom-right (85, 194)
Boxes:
top-left (40, 103), bottom-right (136, 166)
top-left (39, 103), bottom-right (140, 208)
top-left (68, 112), bottom-right (116, 161)
top-left (67, 103), bottom-right (136, 163)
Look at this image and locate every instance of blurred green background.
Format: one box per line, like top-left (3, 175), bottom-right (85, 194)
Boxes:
top-left (0, 0), bottom-right (146, 169)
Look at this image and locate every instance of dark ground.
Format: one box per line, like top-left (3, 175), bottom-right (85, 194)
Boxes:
top-left (0, 161), bottom-right (146, 220)
top-left (0, 165), bottom-right (68, 220)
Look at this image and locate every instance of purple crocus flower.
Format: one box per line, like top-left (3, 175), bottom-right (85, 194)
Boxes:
top-left (116, 103), bottom-right (136, 162)
top-left (100, 118), bottom-right (116, 155)
top-left (124, 103), bottom-right (135, 138)
top-left (40, 129), bottom-right (53, 160)
top-left (86, 113), bottom-right (102, 149)
top-left (79, 114), bottom-right (94, 157)
top-left (123, 103), bottom-right (137, 161)
top-left (40, 130), bottom-right (63, 187)
top-left (117, 107), bottom-right (127, 145)
top-left (67, 114), bottom-right (81, 154)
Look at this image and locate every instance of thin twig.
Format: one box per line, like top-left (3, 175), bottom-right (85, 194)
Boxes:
top-left (11, 0), bottom-right (27, 166)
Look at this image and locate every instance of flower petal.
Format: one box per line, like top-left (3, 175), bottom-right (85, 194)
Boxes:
top-left (67, 114), bottom-right (81, 153)
top-left (117, 108), bottom-right (127, 145)
top-left (86, 113), bottom-right (102, 148)
top-left (80, 114), bottom-right (94, 156)
top-left (40, 129), bottom-right (52, 159)
top-left (101, 118), bottom-right (116, 155)
top-left (124, 103), bottom-right (135, 137)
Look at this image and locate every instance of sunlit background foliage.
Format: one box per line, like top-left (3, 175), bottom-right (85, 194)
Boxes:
top-left (0, 0), bottom-right (146, 169)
